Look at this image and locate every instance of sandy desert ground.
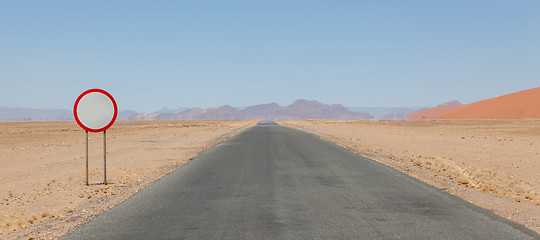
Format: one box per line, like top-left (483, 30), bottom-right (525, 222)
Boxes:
top-left (0, 120), bottom-right (257, 239)
top-left (278, 119), bottom-right (540, 234)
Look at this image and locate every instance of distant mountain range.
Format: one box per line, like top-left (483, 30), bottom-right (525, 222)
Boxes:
top-left (406, 100), bottom-right (464, 120)
top-left (348, 107), bottom-right (425, 119)
top-left (0, 107), bottom-right (73, 121)
top-left (0, 99), bottom-right (393, 121)
top-left (129, 99), bottom-right (373, 120)
top-left (0, 107), bottom-right (136, 122)
top-left (7, 86), bottom-right (538, 121)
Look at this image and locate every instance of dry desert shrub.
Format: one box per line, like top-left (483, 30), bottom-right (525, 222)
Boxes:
top-left (399, 155), bottom-right (538, 203)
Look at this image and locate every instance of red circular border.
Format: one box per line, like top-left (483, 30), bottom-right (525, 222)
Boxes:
top-left (73, 89), bottom-right (118, 132)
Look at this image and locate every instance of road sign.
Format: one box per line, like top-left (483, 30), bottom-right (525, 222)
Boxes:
top-left (74, 89), bottom-right (118, 133)
top-left (74, 88), bottom-right (117, 186)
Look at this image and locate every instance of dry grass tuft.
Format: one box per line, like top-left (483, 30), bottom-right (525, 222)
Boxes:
top-left (387, 154), bottom-right (539, 203)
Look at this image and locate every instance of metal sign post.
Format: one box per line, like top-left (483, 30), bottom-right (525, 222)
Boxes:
top-left (84, 130), bottom-right (109, 186)
top-left (74, 89), bottom-right (117, 186)
top-left (104, 130), bottom-right (107, 185)
top-left (86, 130), bottom-right (89, 186)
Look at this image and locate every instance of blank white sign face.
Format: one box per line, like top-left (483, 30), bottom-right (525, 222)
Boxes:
top-left (75, 91), bottom-right (116, 131)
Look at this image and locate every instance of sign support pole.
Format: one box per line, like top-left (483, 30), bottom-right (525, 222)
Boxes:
top-left (104, 130), bottom-right (107, 185)
top-left (86, 130), bottom-right (89, 186)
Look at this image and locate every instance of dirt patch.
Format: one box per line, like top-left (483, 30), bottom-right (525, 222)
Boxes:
top-left (278, 119), bottom-right (540, 233)
top-left (0, 120), bottom-right (257, 239)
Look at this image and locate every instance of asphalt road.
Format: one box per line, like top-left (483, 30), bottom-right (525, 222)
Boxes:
top-left (63, 123), bottom-right (539, 239)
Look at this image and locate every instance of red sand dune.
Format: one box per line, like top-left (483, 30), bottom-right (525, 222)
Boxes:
top-left (407, 101), bottom-right (465, 120)
top-left (441, 87), bottom-right (540, 119)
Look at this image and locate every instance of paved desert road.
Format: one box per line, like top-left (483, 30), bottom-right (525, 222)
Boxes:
top-left (63, 122), bottom-right (539, 239)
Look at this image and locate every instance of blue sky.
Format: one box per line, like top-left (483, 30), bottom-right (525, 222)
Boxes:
top-left (1, 1), bottom-right (539, 112)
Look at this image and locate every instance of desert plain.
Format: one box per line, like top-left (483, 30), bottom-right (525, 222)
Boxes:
top-left (0, 120), bottom-right (257, 239)
top-left (1, 119), bottom-right (540, 239)
top-left (278, 119), bottom-right (540, 234)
